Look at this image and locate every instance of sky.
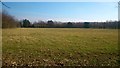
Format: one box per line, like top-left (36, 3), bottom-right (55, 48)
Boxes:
top-left (1, 0), bottom-right (120, 2)
top-left (1, 2), bottom-right (118, 22)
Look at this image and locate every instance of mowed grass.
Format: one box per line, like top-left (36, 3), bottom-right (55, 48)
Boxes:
top-left (2, 28), bottom-right (119, 66)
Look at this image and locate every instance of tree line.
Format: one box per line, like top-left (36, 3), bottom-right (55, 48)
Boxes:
top-left (20, 19), bottom-right (119, 29)
top-left (2, 11), bottom-right (120, 29)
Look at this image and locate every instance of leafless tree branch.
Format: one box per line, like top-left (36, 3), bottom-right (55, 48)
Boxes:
top-left (0, 0), bottom-right (10, 8)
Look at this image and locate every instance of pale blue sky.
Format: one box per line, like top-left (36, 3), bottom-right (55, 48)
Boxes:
top-left (2, 0), bottom-right (119, 2)
top-left (2, 2), bottom-right (118, 22)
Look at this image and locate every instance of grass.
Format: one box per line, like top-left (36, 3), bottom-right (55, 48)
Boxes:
top-left (2, 28), bottom-right (119, 66)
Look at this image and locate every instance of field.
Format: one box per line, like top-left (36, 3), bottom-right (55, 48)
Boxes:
top-left (2, 28), bottom-right (119, 66)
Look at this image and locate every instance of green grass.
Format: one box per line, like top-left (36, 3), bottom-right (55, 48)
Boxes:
top-left (2, 28), bottom-right (119, 66)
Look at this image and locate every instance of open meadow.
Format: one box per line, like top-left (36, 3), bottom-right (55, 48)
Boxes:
top-left (2, 28), bottom-right (119, 66)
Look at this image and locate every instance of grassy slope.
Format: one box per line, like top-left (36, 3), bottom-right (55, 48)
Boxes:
top-left (2, 28), bottom-right (119, 66)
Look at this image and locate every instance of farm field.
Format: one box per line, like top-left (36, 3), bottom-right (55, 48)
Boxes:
top-left (2, 28), bottom-right (119, 66)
